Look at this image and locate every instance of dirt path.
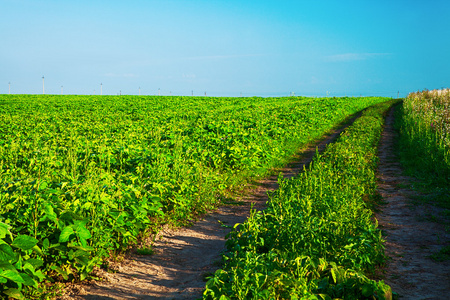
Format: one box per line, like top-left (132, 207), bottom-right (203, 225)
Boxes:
top-left (376, 106), bottom-right (450, 299)
top-left (62, 113), bottom-right (362, 300)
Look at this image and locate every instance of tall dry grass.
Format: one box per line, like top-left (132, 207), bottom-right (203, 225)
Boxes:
top-left (399, 88), bottom-right (449, 187)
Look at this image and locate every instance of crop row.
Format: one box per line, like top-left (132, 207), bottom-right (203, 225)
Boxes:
top-left (203, 100), bottom-right (399, 299)
top-left (0, 95), bottom-right (390, 298)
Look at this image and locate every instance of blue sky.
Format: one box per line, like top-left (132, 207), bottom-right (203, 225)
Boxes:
top-left (1, 0), bottom-right (449, 97)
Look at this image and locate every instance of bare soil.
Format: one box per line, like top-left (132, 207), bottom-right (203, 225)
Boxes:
top-left (62, 113), bottom-right (361, 300)
top-left (376, 106), bottom-right (450, 299)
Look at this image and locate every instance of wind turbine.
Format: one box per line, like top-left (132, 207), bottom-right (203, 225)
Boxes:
top-left (42, 76), bottom-right (45, 94)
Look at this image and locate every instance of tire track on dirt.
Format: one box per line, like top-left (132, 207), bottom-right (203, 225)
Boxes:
top-left (376, 105), bottom-right (450, 299)
top-left (63, 112), bottom-right (363, 300)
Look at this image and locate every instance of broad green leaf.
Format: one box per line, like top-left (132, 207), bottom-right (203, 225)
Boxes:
top-left (52, 244), bottom-right (67, 252)
top-left (73, 249), bottom-right (89, 259)
top-left (3, 288), bottom-right (24, 300)
top-left (22, 262), bottom-right (36, 275)
top-left (75, 255), bottom-right (90, 266)
top-left (14, 254), bottom-right (23, 270)
top-left (0, 269), bottom-right (25, 284)
top-left (43, 238), bottom-right (50, 249)
top-left (76, 225), bottom-right (92, 240)
top-left (0, 261), bottom-right (16, 271)
top-left (80, 271), bottom-right (87, 281)
top-left (59, 226), bottom-right (75, 243)
top-left (330, 268), bottom-right (337, 284)
top-left (25, 258), bottom-right (44, 269)
top-left (0, 222), bottom-right (11, 239)
top-left (33, 269), bottom-right (46, 281)
top-left (11, 235), bottom-right (38, 251)
top-left (43, 203), bottom-right (57, 222)
top-left (20, 272), bottom-right (37, 286)
top-left (38, 181), bottom-right (48, 191)
top-left (60, 210), bottom-right (83, 222)
top-left (32, 245), bottom-right (43, 255)
top-left (79, 237), bottom-right (88, 248)
top-left (0, 243), bottom-right (16, 261)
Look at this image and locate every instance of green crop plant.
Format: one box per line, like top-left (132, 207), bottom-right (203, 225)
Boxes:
top-left (0, 94), bottom-right (390, 298)
top-left (203, 99), bottom-right (399, 299)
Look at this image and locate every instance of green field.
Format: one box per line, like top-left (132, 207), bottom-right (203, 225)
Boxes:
top-left (0, 95), bottom-right (391, 298)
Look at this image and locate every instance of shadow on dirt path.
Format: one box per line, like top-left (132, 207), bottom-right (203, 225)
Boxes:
top-left (376, 105), bottom-right (450, 299)
top-left (63, 112), bottom-right (362, 300)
